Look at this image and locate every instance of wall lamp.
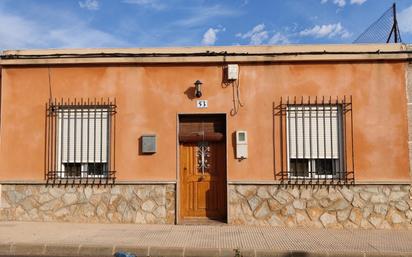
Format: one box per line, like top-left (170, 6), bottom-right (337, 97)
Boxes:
top-left (194, 80), bottom-right (203, 98)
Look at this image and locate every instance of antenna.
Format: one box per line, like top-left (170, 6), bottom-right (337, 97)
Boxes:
top-left (354, 3), bottom-right (402, 44)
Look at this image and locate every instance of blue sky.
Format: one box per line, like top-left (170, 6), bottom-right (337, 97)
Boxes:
top-left (0, 0), bottom-right (412, 50)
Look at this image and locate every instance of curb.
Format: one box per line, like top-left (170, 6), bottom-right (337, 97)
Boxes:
top-left (1, 243), bottom-right (412, 257)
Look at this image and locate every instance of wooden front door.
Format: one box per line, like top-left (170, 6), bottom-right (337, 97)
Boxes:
top-left (179, 115), bottom-right (227, 221)
top-left (180, 142), bottom-right (226, 220)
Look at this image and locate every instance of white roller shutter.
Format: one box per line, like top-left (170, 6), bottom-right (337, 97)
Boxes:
top-left (288, 105), bottom-right (340, 159)
top-left (57, 108), bottom-right (108, 164)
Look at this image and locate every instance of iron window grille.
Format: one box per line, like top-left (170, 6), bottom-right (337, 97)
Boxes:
top-left (274, 96), bottom-right (354, 184)
top-left (45, 98), bottom-right (116, 184)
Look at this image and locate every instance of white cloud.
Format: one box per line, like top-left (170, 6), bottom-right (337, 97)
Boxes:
top-left (122, 0), bottom-right (166, 10)
top-left (320, 0), bottom-right (346, 6)
top-left (350, 0), bottom-right (367, 4)
top-left (173, 5), bottom-right (239, 28)
top-left (0, 9), bottom-right (127, 49)
top-left (237, 24), bottom-right (294, 45)
top-left (201, 27), bottom-right (225, 45)
top-left (299, 22), bottom-right (351, 39)
top-left (237, 24), bottom-right (269, 45)
top-left (398, 5), bottom-right (412, 34)
top-left (268, 32), bottom-right (290, 45)
top-left (79, 0), bottom-right (99, 10)
top-left (333, 0), bottom-right (346, 7)
top-left (0, 12), bottom-right (44, 49)
top-left (47, 27), bottom-right (126, 48)
top-left (322, 0), bottom-right (366, 6)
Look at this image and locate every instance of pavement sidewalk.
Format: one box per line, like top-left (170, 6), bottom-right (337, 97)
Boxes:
top-left (0, 221), bottom-right (412, 257)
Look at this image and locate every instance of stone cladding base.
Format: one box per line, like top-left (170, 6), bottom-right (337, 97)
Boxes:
top-left (2, 183), bottom-right (412, 228)
top-left (229, 184), bottom-right (412, 229)
top-left (0, 184), bottom-right (175, 224)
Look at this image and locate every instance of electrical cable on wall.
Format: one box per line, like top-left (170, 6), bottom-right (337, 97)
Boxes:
top-left (220, 58), bottom-right (244, 116)
top-left (48, 66), bottom-right (53, 100)
top-left (235, 76), bottom-right (244, 107)
top-left (229, 65), bottom-right (244, 116)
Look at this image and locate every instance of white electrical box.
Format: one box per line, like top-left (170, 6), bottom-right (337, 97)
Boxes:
top-left (227, 64), bottom-right (239, 80)
top-left (236, 130), bottom-right (248, 159)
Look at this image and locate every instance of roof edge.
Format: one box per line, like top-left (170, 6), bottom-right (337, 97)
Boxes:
top-left (1, 43), bottom-right (410, 65)
top-left (1, 43), bottom-right (407, 56)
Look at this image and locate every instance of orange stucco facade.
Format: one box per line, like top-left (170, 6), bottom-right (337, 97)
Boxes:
top-left (0, 58), bottom-right (409, 182)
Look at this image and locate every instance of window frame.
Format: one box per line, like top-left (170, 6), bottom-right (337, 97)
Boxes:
top-left (45, 99), bottom-right (117, 184)
top-left (274, 96), bottom-right (355, 184)
top-left (286, 104), bottom-right (344, 180)
top-left (56, 106), bottom-right (110, 179)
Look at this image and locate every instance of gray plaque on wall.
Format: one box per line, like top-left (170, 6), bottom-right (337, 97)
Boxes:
top-left (141, 134), bottom-right (157, 153)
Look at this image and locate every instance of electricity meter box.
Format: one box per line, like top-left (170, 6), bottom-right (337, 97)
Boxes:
top-left (141, 134), bottom-right (157, 154)
top-left (227, 64), bottom-right (239, 80)
top-left (235, 130), bottom-right (248, 159)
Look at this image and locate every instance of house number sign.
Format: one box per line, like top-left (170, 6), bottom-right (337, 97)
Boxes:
top-left (196, 100), bottom-right (208, 108)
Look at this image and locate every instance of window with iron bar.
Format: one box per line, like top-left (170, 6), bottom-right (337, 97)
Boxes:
top-left (45, 99), bottom-right (116, 183)
top-left (274, 96), bottom-right (354, 184)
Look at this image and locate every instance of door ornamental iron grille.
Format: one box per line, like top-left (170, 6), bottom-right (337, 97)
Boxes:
top-left (45, 98), bottom-right (117, 184)
top-left (197, 141), bottom-right (211, 175)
